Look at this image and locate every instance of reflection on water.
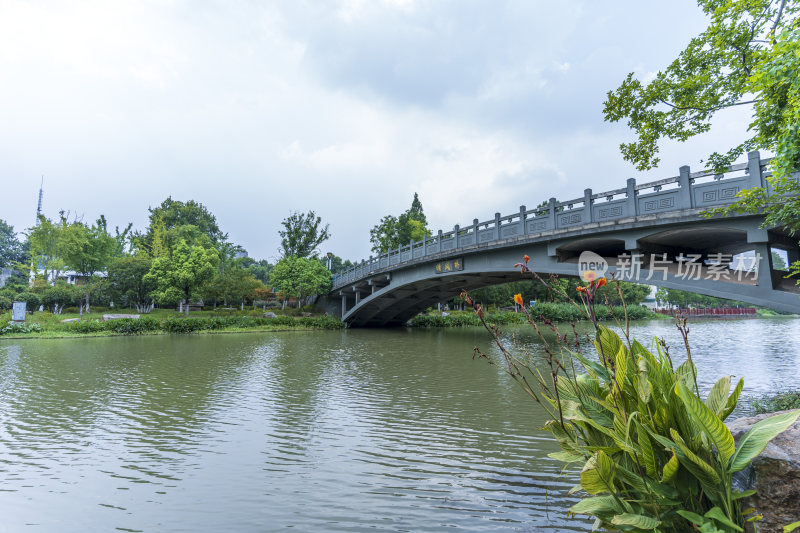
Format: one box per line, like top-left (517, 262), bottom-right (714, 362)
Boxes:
top-left (0, 318), bottom-right (798, 532)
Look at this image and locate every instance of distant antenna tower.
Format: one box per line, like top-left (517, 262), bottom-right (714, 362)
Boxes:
top-left (36, 176), bottom-right (43, 223)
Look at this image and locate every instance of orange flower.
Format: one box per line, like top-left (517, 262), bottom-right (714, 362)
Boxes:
top-left (596, 277), bottom-right (607, 288)
top-left (583, 270), bottom-right (597, 283)
top-left (523, 254), bottom-right (530, 264)
top-left (576, 286), bottom-right (587, 293)
top-left (513, 293), bottom-right (524, 306)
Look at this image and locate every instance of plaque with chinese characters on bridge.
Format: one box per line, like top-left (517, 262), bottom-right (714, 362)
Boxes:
top-left (435, 258), bottom-right (464, 274)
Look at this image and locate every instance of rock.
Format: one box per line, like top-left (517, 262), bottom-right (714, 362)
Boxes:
top-left (60, 318), bottom-right (80, 323)
top-left (726, 410), bottom-right (800, 532)
top-left (263, 312), bottom-right (278, 318)
top-left (101, 314), bottom-right (140, 322)
top-left (301, 312), bottom-right (312, 317)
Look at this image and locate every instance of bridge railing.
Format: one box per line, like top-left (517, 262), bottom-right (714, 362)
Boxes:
top-left (332, 152), bottom-right (779, 289)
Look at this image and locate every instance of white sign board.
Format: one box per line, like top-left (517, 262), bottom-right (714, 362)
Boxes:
top-left (11, 302), bottom-right (26, 322)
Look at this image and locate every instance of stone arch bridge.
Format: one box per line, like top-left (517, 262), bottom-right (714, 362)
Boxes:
top-left (328, 152), bottom-right (800, 327)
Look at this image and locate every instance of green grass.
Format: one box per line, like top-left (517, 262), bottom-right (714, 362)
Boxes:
top-left (751, 390), bottom-right (800, 414)
top-left (409, 303), bottom-right (660, 327)
top-left (0, 307), bottom-right (345, 339)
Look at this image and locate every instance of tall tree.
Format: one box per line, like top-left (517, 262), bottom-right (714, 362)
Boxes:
top-left (279, 211), bottom-right (330, 258)
top-left (144, 240), bottom-right (219, 315)
top-left (133, 198), bottom-right (226, 255)
top-left (369, 215), bottom-right (400, 254)
top-left (604, 0), bottom-right (800, 246)
top-left (0, 219), bottom-right (26, 268)
top-left (61, 218), bottom-right (117, 314)
top-left (107, 255), bottom-right (155, 312)
top-left (604, 0), bottom-right (798, 172)
top-left (26, 214), bottom-right (69, 282)
top-left (369, 193), bottom-right (431, 253)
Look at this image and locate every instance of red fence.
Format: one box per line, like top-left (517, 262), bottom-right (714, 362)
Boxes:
top-left (654, 307), bottom-right (757, 317)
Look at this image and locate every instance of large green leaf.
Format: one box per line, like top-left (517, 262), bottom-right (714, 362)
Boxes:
top-left (549, 450), bottom-right (585, 463)
top-left (610, 513), bottom-right (661, 530)
top-left (668, 428), bottom-right (722, 488)
top-left (676, 381), bottom-right (735, 466)
top-left (706, 376), bottom-right (731, 417)
top-left (569, 495), bottom-right (622, 516)
top-left (676, 360), bottom-right (697, 389)
top-left (572, 349), bottom-right (610, 381)
top-left (729, 409), bottom-right (800, 473)
top-left (580, 450), bottom-right (616, 494)
top-left (677, 510), bottom-right (705, 525)
top-left (594, 326), bottom-right (623, 367)
top-left (721, 378), bottom-right (744, 421)
top-left (704, 506), bottom-right (743, 532)
top-left (661, 450), bottom-right (679, 482)
top-left (638, 424), bottom-right (657, 477)
top-left (615, 344), bottom-right (629, 392)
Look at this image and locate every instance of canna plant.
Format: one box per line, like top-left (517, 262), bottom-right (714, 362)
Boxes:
top-left (463, 256), bottom-right (800, 532)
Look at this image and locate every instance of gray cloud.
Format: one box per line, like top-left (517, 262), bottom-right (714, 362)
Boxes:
top-left (0, 0), bottom-right (751, 262)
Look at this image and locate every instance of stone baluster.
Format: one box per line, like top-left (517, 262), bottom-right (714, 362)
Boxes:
top-left (548, 198), bottom-right (557, 229)
top-left (747, 151), bottom-right (764, 189)
top-left (679, 165), bottom-right (693, 208)
top-left (626, 178), bottom-right (637, 216)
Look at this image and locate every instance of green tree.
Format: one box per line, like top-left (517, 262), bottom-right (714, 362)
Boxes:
top-left (369, 215), bottom-right (400, 254)
top-left (270, 256), bottom-right (332, 309)
top-left (107, 255), bottom-right (154, 312)
top-left (221, 267), bottom-right (264, 310)
top-left (61, 218), bottom-right (117, 314)
top-left (369, 193), bottom-right (432, 253)
top-left (771, 250), bottom-right (788, 270)
top-left (606, 0), bottom-right (800, 284)
top-left (26, 214), bottom-right (69, 281)
top-left (604, 0), bottom-right (798, 173)
top-left (0, 219), bottom-right (26, 268)
top-left (133, 198), bottom-right (225, 254)
top-left (144, 240), bottom-right (219, 315)
top-left (396, 192), bottom-right (428, 244)
top-left (41, 282), bottom-right (79, 314)
top-left (242, 258), bottom-right (273, 284)
top-left (279, 211), bottom-right (330, 258)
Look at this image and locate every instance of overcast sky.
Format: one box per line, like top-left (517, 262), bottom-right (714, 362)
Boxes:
top-left (0, 0), bottom-right (755, 261)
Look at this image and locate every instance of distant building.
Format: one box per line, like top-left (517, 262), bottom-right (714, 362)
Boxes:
top-left (37, 270), bottom-right (108, 285)
top-left (58, 271), bottom-right (108, 285)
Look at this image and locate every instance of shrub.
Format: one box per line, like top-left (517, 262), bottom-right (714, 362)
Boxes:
top-left (105, 316), bottom-right (160, 335)
top-left (0, 321), bottom-right (43, 335)
top-left (16, 292), bottom-right (41, 312)
top-left (0, 295), bottom-right (12, 311)
top-left (67, 320), bottom-right (106, 333)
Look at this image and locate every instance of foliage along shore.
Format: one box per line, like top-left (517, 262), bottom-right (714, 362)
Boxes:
top-left (408, 303), bottom-right (661, 327)
top-left (0, 309), bottom-right (344, 340)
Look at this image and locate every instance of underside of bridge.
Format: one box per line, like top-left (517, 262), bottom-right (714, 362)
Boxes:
top-left (331, 217), bottom-right (800, 327)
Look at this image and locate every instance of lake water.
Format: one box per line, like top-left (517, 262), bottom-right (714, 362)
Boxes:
top-left (1, 318), bottom-right (799, 532)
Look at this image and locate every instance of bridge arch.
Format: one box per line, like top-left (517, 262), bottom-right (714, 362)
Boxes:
top-left (330, 153), bottom-right (800, 327)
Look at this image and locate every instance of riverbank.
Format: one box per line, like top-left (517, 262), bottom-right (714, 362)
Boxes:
top-left (0, 309), bottom-right (345, 340)
top-left (409, 302), bottom-right (662, 327)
